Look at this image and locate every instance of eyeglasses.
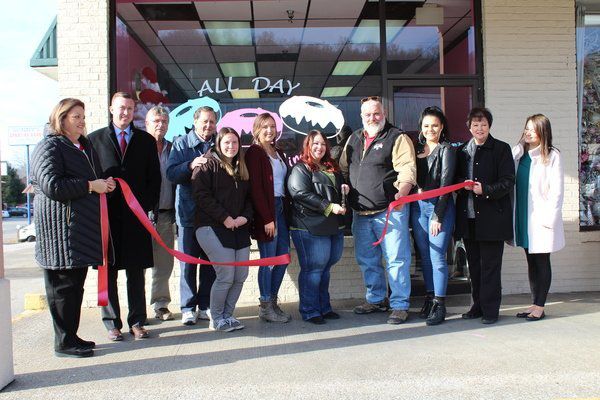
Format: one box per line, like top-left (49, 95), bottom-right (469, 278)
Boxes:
top-left (360, 96), bottom-right (381, 104)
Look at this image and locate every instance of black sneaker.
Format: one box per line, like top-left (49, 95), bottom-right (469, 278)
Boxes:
top-left (323, 311), bottom-right (340, 320)
top-left (306, 316), bottom-right (326, 325)
top-left (426, 299), bottom-right (446, 326)
top-left (419, 296), bottom-right (434, 319)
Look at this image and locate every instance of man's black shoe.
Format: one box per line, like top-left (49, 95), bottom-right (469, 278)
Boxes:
top-left (55, 346), bottom-right (94, 358)
top-left (481, 317), bottom-right (498, 324)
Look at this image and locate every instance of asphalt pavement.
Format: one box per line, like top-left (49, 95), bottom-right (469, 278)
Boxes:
top-left (2, 292), bottom-right (600, 399)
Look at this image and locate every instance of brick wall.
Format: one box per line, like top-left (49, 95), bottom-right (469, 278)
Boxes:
top-left (482, 0), bottom-right (600, 293)
top-left (57, 0), bottom-right (110, 131)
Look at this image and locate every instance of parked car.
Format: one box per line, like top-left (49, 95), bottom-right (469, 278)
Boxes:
top-left (17, 223), bottom-right (36, 242)
top-left (2, 210), bottom-right (9, 218)
top-left (7, 207), bottom-right (28, 217)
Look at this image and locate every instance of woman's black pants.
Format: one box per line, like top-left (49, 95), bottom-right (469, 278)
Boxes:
top-left (463, 220), bottom-right (504, 319)
top-left (524, 249), bottom-right (552, 307)
top-left (44, 268), bottom-right (88, 350)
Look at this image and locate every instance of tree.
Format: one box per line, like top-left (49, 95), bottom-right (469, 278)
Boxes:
top-left (1, 164), bottom-right (26, 205)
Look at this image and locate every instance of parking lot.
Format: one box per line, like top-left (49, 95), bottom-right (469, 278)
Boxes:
top-left (2, 216), bottom-right (29, 245)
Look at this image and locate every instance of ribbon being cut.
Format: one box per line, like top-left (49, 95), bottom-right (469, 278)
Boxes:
top-left (96, 178), bottom-right (474, 306)
top-left (95, 178), bottom-right (291, 306)
top-left (372, 180), bottom-right (475, 246)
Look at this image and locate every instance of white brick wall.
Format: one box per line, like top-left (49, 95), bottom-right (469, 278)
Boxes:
top-left (61, 0), bottom-right (599, 311)
top-left (57, 0), bottom-right (110, 132)
top-left (482, 0), bottom-right (600, 293)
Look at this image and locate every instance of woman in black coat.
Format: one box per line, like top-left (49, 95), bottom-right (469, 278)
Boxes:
top-left (287, 130), bottom-right (349, 324)
top-left (455, 107), bottom-right (515, 324)
top-left (31, 98), bottom-right (115, 357)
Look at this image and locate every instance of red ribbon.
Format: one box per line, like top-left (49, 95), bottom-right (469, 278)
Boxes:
top-left (97, 193), bottom-right (109, 306)
top-left (372, 181), bottom-right (475, 246)
top-left (113, 177), bottom-right (291, 267)
top-left (96, 178), bottom-right (291, 305)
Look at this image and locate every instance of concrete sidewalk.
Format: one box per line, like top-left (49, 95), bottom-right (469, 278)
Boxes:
top-left (3, 292), bottom-right (600, 399)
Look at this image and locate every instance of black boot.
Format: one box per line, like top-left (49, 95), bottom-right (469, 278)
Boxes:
top-left (426, 298), bottom-right (446, 326)
top-left (419, 294), bottom-right (434, 319)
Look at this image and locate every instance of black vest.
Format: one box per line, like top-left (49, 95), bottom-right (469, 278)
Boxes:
top-left (345, 122), bottom-right (404, 211)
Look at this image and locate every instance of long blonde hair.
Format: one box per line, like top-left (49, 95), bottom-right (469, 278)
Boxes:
top-left (48, 98), bottom-right (86, 136)
top-left (522, 114), bottom-right (556, 165)
top-left (214, 127), bottom-right (249, 181)
top-left (252, 113), bottom-right (277, 146)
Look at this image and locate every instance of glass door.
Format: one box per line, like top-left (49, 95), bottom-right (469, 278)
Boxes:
top-left (387, 79), bottom-right (480, 144)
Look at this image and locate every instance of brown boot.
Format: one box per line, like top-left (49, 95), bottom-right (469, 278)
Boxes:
top-left (271, 297), bottom-right (292, 322)
top-left (258, 299), bottom-right (289, 323)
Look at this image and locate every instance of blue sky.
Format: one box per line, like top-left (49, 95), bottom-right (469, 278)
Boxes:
top-left (0, 0), bottom-right (58, 168)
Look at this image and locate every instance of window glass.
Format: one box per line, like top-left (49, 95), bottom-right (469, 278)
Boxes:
top-left (385, 1), bottom-right (476, 75)
top-left (115, 0), bottom-right (384, 158)
top-left (114, 0), bottom-right (478, 159)
top-left (578, 6), bottom-right (600, 229)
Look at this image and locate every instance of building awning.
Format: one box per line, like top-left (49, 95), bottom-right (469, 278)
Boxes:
top-left (30, 17), bottom-right (57, 81)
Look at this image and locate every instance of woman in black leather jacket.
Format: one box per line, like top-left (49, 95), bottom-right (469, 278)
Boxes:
top-left (31, 98), bottom-right (116, 358)
top-left (410, 107), bottom-right (456, 326)
top-left (287, 130), bottom-right (349, 324)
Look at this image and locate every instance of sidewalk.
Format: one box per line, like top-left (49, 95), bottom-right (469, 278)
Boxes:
top-left (3, 292), bottom-right (600, 399)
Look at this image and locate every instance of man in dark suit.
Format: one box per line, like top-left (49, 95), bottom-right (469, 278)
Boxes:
top-left (88, 92), bottom-right (161, 341)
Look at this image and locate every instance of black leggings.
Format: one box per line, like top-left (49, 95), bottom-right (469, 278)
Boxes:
top-left (524, 249), bottom-right (552, 307)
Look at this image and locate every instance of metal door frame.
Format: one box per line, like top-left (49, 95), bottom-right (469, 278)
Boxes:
top-left (386, 78), bottom-right (482, 127)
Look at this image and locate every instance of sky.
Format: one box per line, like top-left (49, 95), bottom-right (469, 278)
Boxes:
top-left (0, 0), bottom-right (58, 170)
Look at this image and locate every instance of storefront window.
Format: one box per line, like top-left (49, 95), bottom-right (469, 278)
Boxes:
top-left (385, 1), bottom-right (476, 76)
top-left (578, 4), bottom-right (600, 229)
top-left (113, 0), bottom-right (479, 159)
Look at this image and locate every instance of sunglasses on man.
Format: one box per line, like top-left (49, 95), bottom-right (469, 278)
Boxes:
top-left (360, 96), bottom-right (381, 104)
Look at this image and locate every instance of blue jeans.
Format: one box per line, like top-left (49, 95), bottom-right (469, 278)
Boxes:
top-left (291, 229), bottom-right (344, 320)
top-left (352, 208), bottom-right (412, 310)
top-left (257, 197), bottom-right (290, 301)
top-left (179, 225), bottom-right (216, 313)
top-left (410, 198), bottom-right (455, 297)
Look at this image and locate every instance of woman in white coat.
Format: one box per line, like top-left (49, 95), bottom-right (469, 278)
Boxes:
top-left (512, 114), bottom-right (564, 321)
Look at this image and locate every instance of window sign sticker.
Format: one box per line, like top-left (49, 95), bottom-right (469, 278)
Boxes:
top-left (166, 97), bottom-right (222, 141)
top-left (279, 96), bottom-right (344, 138)
top-left (217, 108), bottom-right (283, 147)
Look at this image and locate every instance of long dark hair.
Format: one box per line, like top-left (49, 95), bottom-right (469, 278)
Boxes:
top-left (418, 106), bottom-right (449, 144)
top-left (300, 130), bottom-right (340, 173)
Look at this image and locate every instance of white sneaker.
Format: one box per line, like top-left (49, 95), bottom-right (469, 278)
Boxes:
top-left (227, 317), bottom-right (245, 330)
top-left (211, 319), bottom-right (235, 332)
top-left (198, 309), bottom-right (211, 320)
top-left (181, 310), bottom-right (197, 326)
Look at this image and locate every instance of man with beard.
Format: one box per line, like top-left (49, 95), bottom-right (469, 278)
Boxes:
top-left (340, 96), bottom-right (416, 325)
top-left (88, 92), bottom-right (161, 341)
top-left (145, 106), bottom-right (176, 321)
top-left (167, 106), bottom-right (217, 325)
